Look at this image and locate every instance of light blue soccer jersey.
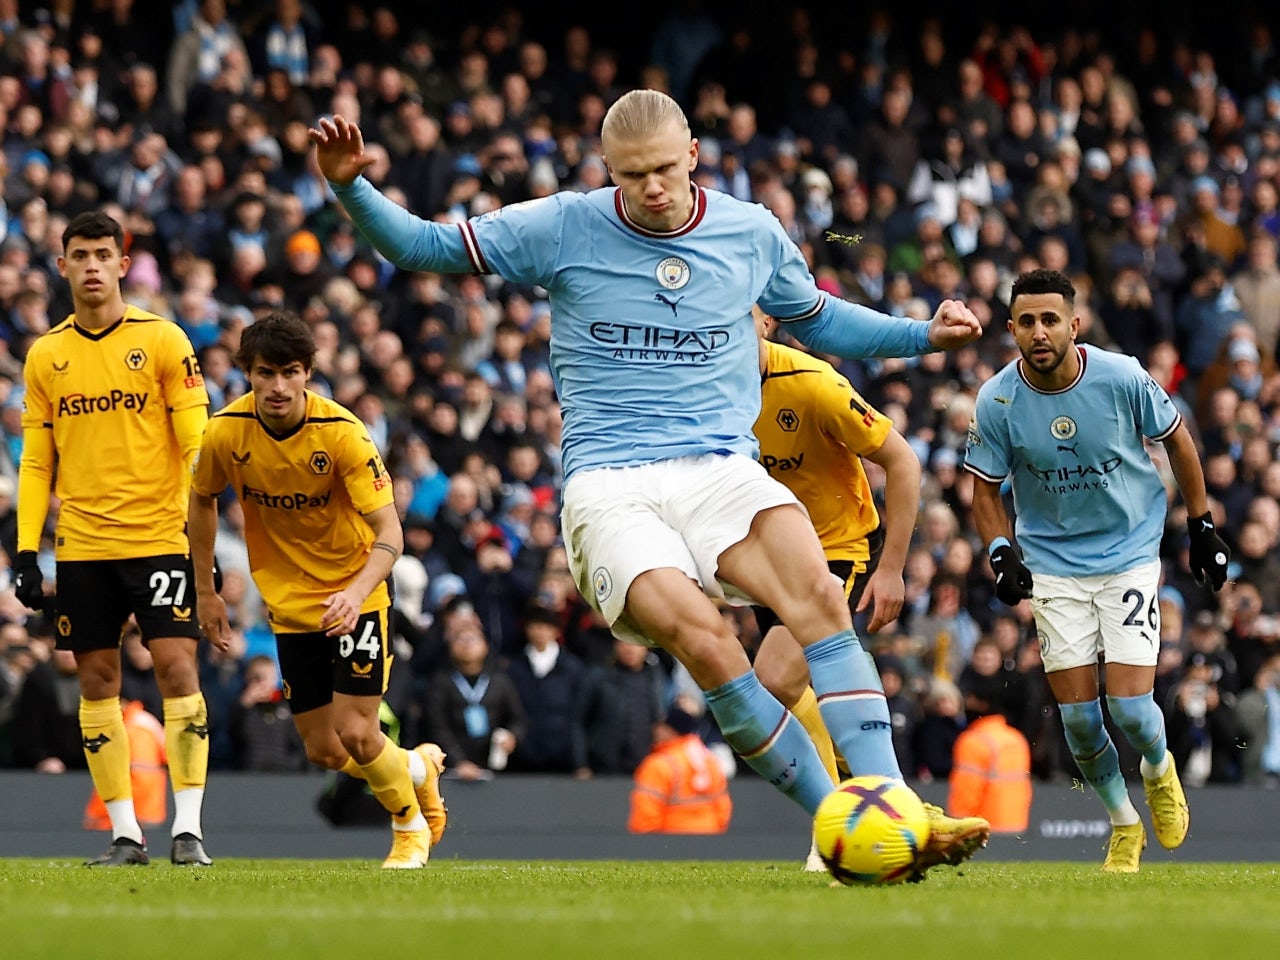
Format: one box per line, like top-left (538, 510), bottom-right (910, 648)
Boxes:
top-left (333, 177), bottom-right (934, 479)
top-left (964, 346), bottom-right (1181, 576)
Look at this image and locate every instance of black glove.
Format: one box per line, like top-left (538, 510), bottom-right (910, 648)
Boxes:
top-left (12, 551), bottom-right (45, 610)
top-left (990, 543), bottom-right (1033, 606)
top-left (1188, 511), bottom-right (1230, 592)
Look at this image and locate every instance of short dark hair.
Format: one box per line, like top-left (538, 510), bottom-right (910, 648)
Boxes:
top-left (1010, 268), bottom-right (1075, 307)
top-left (235, 312), bottom-right (316, 371)
top-left (61, 210), bottom-right (125, 255)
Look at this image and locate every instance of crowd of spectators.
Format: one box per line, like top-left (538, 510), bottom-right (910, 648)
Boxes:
top-left (0, 1), bottom-right (1278, 791)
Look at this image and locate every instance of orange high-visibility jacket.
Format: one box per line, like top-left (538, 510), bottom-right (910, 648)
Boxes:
top-left (947, 713), bottom-right (1032, 833)
top-left (628, 734), bottom-right (732, 834)
top-left (84, 700), bottom-right (168, 830)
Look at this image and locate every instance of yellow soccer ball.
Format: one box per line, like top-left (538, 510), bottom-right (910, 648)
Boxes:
top-left (813, 776), bottom-right (931, 885)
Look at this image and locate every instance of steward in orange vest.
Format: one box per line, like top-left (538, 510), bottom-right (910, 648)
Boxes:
top-left (628, 704), bottom-right (732, 834)
top-left (948, 681), bottom-right (1032, 833)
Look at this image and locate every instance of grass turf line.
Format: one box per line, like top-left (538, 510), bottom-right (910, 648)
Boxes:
top-left (2, 860), bottom-right (1278, 960)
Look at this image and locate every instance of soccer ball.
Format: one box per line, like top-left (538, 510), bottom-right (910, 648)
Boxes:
top-left (813, 776), bottom-right (931, 885)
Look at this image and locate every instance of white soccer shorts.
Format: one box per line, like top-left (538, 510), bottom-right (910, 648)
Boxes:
top-left (1030, 559), bottom-right (1163, 673)
top-left (561, 452), bottom-right (801, 644)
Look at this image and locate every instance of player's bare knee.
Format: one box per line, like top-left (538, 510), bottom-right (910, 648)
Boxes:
top-left (303, 742), bottom-right (348, 770)
top-left (335, 724), bottom-right (383, 765)
top-left (754, 635), bottom-right (808, 708)
top-left (668, 621), bottom-right (750, 689)
top-left (75, 652), bottom-right (121, 699)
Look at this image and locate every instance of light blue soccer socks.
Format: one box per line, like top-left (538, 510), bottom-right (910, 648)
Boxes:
top-left (803, 631), bottom-right (903, 779)
top-left (1106, 692), bottom-right (1168, 768)
top-left (1059, 699), bottom-right (1138, 823)
top-left (704, 670), bottom-right (833, 814)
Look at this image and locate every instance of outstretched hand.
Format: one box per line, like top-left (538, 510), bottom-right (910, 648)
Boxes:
top-left (927, 299), bottom-right (983, 351)
top-left (307, 115), bottom-right (376, 186)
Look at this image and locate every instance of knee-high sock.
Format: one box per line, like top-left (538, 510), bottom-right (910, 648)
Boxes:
top-left (1106, 692), bottom-right (1168, 768)
top-left (80, 697), bottom-right (142, 843)
top-left (1059, 699), bottom-right (1136, 821)
top-left (704, 670), bottom-right (833, 814)
top-left (790, 686), bottom-right (840, 786)
top-left (803, 631), bottom-right (902, 778)
top-left (164, 693), bottom-right (209, 838)
top-left (339, 757), bottom-right (364, 778)
top-left (358, 737), bottom-right (424, 829)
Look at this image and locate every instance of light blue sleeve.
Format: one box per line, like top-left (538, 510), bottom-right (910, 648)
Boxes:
top-left (329, 176), bottom-right (475, 273)
top-left (786, 299), bottom-right (935, 359)
top-left (1131, 363), bottom-right (1182, 440)
top-left (467, 196), bottom-right (564, 288)
top-left (963, 390), bottom-right (1011, 481)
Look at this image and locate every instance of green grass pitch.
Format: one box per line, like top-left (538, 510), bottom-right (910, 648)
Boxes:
top-left (3, 859), bottom-right (1278, 960)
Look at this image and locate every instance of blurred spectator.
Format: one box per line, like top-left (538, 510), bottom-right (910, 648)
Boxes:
top-left (1166, 650), bottom-right (1245, 785)
top-left (230, 654), bottom-right (306, 772)
top-left (1236, 652), bottom-right (1280, 785)
top-left (10, 627), bottom-right (83, 771)
top-left (628, 698), bottom-right (732, 834)
top-left (166, 0), bottom-right (250, 117)
top-left (913, 677), bottom-right (965, 781)
top-left (876, 653), bottom-right (921, 774)
top-left (573, 638), bottom-right (665, 776)
top-left (422, 616), bottom-right (526, 782)
top-left (948, 671), bottom-right (1032, 832)
top-left (506, 602), bottom-right (586, 774)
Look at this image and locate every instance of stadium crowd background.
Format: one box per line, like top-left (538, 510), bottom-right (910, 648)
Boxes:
top-left (0, 0), bottom-right (1277, 795)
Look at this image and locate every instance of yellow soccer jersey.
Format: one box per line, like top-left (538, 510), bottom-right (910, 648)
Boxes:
top-left (191, 391), bottom-right (395, 633)
top-left (755, 340), bottom-right (890, 562)
top-left (22, 306), bottom-right (208, 560)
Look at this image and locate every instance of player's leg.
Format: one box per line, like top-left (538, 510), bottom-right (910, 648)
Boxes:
top-left (624, 568), bottom-right (833, 814)
top-left (754, 624), bottom-right (840, 785)
top-left (133, 555), bottom-right (212, 866)
top-left (55, 561), bottom-right (149, 866)
top-left (1095, 562), bottom-right (1188, 850)
top-left (1036, 571), bottom-right (1145, 872)
top-left (563, 459), bottom-right (833, 814)
top-left (716, 504), bottom-right (903, 779)
top-left (330, 609), bottom-right (430, 868)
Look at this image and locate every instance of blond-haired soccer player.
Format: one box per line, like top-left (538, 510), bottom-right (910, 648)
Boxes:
top-left (311, 90), bottom-right (984, 876)
top-left (751, 309), bottom-right (989, 875)
top-left (16, 211), bottom-right (213, 866)
top-left (188, 313), bottom-right (446, 868)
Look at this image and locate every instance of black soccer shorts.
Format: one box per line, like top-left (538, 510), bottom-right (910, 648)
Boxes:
top-left (54, 554), bottom-right (203, 652)
top-left (274, 607), bottom-right (392, 714)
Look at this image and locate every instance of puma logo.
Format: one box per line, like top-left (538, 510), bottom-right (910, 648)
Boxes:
top-left (83, 734), bottom-right (111, 753)
top-left (184, 722), bottom-right (210, 740)
top-left (654, 293), bottom-right (684, 315)
top-left (1056, 443), bottom-right (1079, 457)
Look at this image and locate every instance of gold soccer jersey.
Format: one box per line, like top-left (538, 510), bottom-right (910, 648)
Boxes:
top-left (21, 306), bottom-right (209, 560)
top-left (755, 340), bottom-right (890, 563)
top-left (191, 391), bottom-right (395, 632)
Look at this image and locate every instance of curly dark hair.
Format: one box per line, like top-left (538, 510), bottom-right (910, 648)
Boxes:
top-left (234, 312), bottom-right (316, 372)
